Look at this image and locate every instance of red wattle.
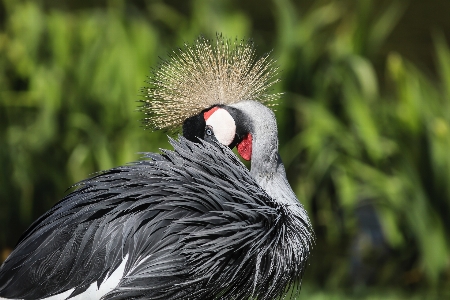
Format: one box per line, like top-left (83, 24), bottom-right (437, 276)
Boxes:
top-left (237, 133), bottom-right (252, 161)
top-left (203, 106), bottom-right (220, 121)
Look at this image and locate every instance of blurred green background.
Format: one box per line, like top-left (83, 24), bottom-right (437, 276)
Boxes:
top-left (1, 0), bottom-right (450, 298)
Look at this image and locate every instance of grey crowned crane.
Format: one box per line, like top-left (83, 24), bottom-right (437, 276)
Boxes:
top-left (0, 36), bottom-right (313, 300)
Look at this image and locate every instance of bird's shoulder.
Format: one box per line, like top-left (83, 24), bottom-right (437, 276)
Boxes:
top-left (0, 138), bottom-right (281, 300)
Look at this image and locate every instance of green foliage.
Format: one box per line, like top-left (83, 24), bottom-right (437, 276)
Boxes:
top-left (0, 0), bottom-right (169, 247)
top-left (1, 0), bottom-right (450, 296)
top-left (273, 0), bottom-right (450, 290)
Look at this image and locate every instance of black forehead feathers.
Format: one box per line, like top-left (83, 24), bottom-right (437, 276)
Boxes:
top-left (182, 113), bottom-right (206, 142)
top-left (182, 105), bottom-right (220, 142)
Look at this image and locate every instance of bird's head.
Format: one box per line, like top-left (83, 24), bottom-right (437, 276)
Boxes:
top-left (182, 104), bottom-right (253, 160)
top-left (140, 34), bottom-right (280, 162)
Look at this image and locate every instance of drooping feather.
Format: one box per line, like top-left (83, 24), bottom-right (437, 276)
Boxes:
top-left (0, 137), bottom-right (312, 300)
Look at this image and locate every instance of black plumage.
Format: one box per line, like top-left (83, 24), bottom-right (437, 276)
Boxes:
top-left (1, 36), bottom-right (314, 300)
top-left (0, 137), bottom-right (311, 300)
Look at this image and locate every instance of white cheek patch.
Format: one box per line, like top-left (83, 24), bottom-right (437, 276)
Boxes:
top-left (205, 108), bottom-right (236, 146)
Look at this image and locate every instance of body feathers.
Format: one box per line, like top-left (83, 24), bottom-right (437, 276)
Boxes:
top-left (0, 138), bottom-right (311, 300)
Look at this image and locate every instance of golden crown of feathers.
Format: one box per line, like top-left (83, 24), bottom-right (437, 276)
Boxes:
top-left (141, 34), bottom-right (281, 130)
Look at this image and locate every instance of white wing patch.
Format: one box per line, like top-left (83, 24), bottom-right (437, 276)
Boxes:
top-left (0, 255), bottom-right (129, 300)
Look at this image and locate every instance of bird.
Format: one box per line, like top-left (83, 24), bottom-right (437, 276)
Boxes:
top-left (0, 35), bottom-right (313, 300)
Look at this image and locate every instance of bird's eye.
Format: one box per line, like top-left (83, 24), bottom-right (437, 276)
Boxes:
top-left (206, 128), bottom-right (213, 136)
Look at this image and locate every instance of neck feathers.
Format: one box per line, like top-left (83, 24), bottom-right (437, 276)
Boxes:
top-left (230, 101), bottom-right (293, 202)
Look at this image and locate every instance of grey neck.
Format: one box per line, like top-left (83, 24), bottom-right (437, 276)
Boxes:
top-left (229, 101), bottom-right (298, 206)
top-left (230, 101), bottom-right (279, 179)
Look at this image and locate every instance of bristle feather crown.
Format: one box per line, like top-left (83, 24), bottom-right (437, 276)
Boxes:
top-left (141, 34), bottom-right (281, 130)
